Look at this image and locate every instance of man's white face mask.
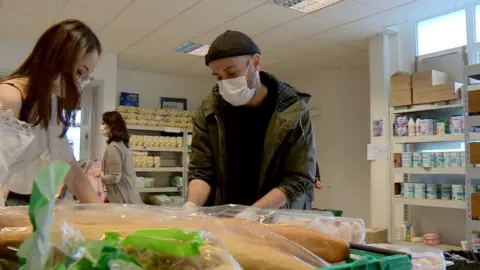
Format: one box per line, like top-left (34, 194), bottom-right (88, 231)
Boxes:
top-left (217, 61), bottom-right (259, 106)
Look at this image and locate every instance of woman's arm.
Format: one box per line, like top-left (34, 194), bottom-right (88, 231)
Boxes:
top-left (64, 160), bottom-right (101, 203)
top-left (101, 144), bottom-right (122, 184)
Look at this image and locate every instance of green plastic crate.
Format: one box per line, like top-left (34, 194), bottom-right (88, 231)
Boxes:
top-left (321, 249), bottom-right (412, 270)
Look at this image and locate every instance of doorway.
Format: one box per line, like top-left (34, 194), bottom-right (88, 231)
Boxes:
top-left (66, 83), bottom-right (100, 161)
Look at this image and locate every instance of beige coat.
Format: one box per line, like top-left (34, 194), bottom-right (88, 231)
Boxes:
top-left (101, 141), bottom-right (142, 204)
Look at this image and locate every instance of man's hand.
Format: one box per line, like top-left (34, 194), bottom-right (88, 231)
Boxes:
top-left (315, 179), bottom-right (323, 190)
top-left (185, 179), bottom-right (211, 206)
top-left (234, 208), bottom-right (259, 221)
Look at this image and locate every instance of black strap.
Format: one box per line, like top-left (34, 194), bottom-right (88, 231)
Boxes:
top-left (0, 82), bottom-right (24, 100)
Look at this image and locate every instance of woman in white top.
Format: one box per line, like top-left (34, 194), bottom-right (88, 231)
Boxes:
top-left (0, 19), bottom-right (102, 206)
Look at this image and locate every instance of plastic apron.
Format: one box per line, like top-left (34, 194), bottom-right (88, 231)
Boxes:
top-left (0, 95), bottom-right (74, 206)
top-left (0, 109), bottom-right (34, 206)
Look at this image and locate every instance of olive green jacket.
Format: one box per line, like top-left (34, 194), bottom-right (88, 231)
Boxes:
top-left (188, 72), bottom-right (316, 209)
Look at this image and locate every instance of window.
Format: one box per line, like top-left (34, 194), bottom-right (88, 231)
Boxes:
top-left (476, 5), bottom-right (480, 43)
top-left (417, 9), bottom-right (467, 56)
top-left (66, 110), bottom-right (82, 160)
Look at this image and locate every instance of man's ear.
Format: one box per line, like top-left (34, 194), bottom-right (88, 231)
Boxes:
top-left (252, 54), bottom-right (261, 71)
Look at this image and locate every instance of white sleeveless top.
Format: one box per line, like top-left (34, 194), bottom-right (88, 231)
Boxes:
top-left (0, 94), bottom-right (74, 206)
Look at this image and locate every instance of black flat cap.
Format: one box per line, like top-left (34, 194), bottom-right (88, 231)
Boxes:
top-left (205, 30), bottom-right (261, 66)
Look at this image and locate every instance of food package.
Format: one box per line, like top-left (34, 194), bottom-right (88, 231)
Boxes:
top-left (1, 204), bottom-right (335, 269)
top-left (369, 243), bottom-right (445, 270)
top-left (199, 205), bottom-right (365, 244)
top-left (54, 228), bottom-right (243, 269)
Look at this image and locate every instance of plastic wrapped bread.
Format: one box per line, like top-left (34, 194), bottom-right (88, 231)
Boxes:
top-left (0, 205), bottom-right (333, 269)
top-left (368, 243), bottom-right (445, 270)
top-left (198, 205), bottom-right (366, 244)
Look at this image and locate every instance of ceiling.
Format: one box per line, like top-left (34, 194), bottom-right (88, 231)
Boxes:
top-left (0, 0), bottom-right (475, 80)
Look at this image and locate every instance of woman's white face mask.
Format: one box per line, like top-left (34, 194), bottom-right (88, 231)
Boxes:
top-left (217, 62), bottom-right (259, 106)
top-left (53, 75), bottom-right (92, 97)
top-left (100, 124), bottom-right (109, 137)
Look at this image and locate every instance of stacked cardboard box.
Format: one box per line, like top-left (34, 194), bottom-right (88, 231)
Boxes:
top-left (468, 86), bottom-right (480, 114)
top-left (390, 72), bottom-right (412, 107)
top-left (365, 228), bottom-right (388, 244)
top-left (412, 70), bottom-right (461, 105)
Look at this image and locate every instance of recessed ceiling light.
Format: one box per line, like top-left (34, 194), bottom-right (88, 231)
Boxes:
top-left (269, 0), bottom-right (343, 13)
top-left (173, 42), bottom-right (210, 56)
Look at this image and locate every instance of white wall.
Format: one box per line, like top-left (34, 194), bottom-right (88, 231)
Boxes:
top-left (289, 66), bottom-right (371, 225)
top-left (116, 69), bottom-right (214, 111)
top-left (0, 37), bottom-right (117, 159)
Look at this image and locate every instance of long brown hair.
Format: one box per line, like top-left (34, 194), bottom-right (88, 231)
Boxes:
top-left (102, 111), bottom-right (130, 147)
top-left (5, 19), bottom-right (101, 137)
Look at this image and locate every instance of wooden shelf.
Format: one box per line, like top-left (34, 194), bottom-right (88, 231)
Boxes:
top-left (137, 187), bottom-right (181, 193)
top-left (135, 167), bottom-right (184, 172)
top-left (393, 198), bottom-right (466, 209)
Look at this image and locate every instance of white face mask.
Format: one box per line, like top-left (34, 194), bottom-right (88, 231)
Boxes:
top-left (77, 76), bottom-right (92, 91)
top-left (100, 124), bottom-right (109, 137)
top-left (217, 62), bottom-right (258, 106)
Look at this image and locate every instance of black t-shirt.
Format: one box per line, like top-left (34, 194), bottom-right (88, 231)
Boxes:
top-left (223, 87), bottom-right (277, 205)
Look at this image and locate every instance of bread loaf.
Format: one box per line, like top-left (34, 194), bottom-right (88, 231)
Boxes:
top-left (0, 208), bottom-right (348, 265)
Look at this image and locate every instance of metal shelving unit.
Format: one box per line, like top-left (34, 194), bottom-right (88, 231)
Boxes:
top-left (390, 102), bottom-right (465, 248)
top-left (127, 125), bottom-right (191, 198)
top-left (464, 63), bottom-right (480, 241)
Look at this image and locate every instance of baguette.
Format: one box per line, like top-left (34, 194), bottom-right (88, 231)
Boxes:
top-left (0, 209), bottom-right (347, 264)
top-left (219, 218), bottom-right (349, 263)
top-left (2, 224), bottom-right (318, 270)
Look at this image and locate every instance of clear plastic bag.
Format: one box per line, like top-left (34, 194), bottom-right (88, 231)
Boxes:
top-left (368, 243), bottom-right (445, 270)
top-left (2, 204), bottom-right (331, 269)
top-left (192, 204), bottom-right (365, 244)
top-left (50, 227), bottom-right (242, 270)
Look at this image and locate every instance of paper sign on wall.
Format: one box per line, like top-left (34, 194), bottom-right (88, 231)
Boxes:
top-left (367, 144), bottom-right (388, 160)
top-left (372, 119), bottom-right (384, 137)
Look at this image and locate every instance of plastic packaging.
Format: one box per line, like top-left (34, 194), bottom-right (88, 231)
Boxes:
top-left (408, 118), bottom-right (416, 137)
top-left (1, 204), bottom-right (331, 269)
top-left (196, 204), bottom-right (365, 244)
top-left (368, 243), bottom-right (446, 270)
top-left (396, 222), bottom-right (406, 241)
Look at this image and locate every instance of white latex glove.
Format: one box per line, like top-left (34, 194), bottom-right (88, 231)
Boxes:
top-left (183, 201), bottom-right (201, 217)
top-left (183, 201), bottom-right (197, 209)
top-left (234, 209), bottom-right (259, 221)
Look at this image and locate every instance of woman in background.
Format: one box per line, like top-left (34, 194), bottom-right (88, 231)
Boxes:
top-left (0, 19), bottom-right (102, 206)
top-left (100, 111), bottom-right (142, 204)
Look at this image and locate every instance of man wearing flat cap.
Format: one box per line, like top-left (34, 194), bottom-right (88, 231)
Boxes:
top-left (185, 30), bottom-right (316, 210)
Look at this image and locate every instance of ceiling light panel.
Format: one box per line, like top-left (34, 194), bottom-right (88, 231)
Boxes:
top-left (269, 0), bottom-right (343, 13)
top-left (173, 42), bottom-right (210, 56)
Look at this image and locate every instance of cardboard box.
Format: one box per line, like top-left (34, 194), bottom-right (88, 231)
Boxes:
top-left (412, 82), bottom-right (461, 105)
top-left (470, 143), bottom-right (480, 164)
top-left (468, 90), bottom-right (480, 114)
top-left (391, 72), bottom-right (411, 91)
top-left (365, 228), bottom-right (388, 244)
top-left (394, 153), bottom-right (402, 168)
top-left (472, 194), bottom-right (480, 220)
top-left (391, 88), bottom-right (412, 107)
top-left (412, 70), bottom-right (451, 88)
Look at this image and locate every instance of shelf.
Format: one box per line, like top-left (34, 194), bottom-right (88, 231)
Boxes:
top-left (468, 115), bottom-right (480, 128)
top-left (135, 167), bottom-right (184, 172)
top-left (466, 63), bottom-right (480, 80)
top-left (393, 198), bottom-right (466, 209)
top-left (127, 125), bottom-right (185, 133)
top-left (130, 146), bottom-right (184, 152)
top-left (393, 134), bottom-right (464, 143)
top-left (395, 241), bottom-right (462, 251)
top-left (469, 167), bottom-right (480, 178)
top-left (393, 167), bottom-right (464, 175)
top-left (137, 187), bottom-right (181, 193)
top-left (391, 101), bottom-right (462, 114)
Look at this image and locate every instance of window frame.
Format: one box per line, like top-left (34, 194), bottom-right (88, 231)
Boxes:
top-left (415, 8), bottom-right (469, 57)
